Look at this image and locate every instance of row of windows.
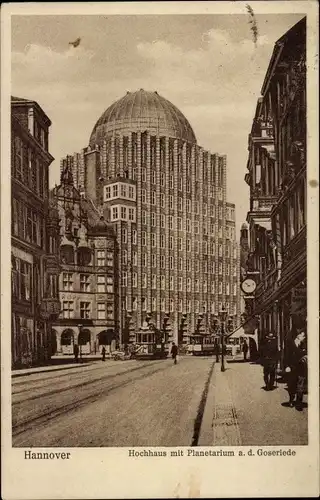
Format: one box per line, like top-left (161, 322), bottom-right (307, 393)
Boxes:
top-left (129, 297), bottom-right (237, 315)
top-left (111, 205), bottom-right (136, 222)
top-left (280, 178), bottom-right (306, 247)
top-left (125, 273), bottom-right (238, 294)
top-left (12, 198), bottom-right (44, 248)
top-left (62, 273), bottom-right (114, 293)
top-left (104, 183), bottom-right (136, 201)
top-left (140, 194), bottom-right (224, 216)
top-left (12, 134), bottom-right (48, 199)
top-left (122, 250), bottom-right (238, 273)
top-left (62, 300), bottom-right (114, 320)
top-left (60, 249), bottom-right (114, 268)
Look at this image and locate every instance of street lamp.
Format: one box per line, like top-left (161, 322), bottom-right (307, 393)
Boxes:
top-left (220, 306), bottom-right (228, 372)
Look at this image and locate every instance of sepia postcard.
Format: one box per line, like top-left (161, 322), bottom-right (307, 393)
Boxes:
top-left (1, 1), bottom-right (319, 498)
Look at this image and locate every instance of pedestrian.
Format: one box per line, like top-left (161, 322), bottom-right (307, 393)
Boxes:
top-left (261, 333), bottom-right (279, 390)
top-left (285, 330), bottom-right (307, 410)
top-left (242, 339), bottom-right (249, 362)
top-left (214, 339), bottom-right (220, 362)
top-left (101, 346), bottom-right (106, 362)
top-left (73, 344), bottom-right (79, 363)
top-left (171, 342), bottom-right (178, 365)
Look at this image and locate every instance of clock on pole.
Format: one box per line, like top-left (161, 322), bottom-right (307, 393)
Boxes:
top-left (240, 278), bottom-right (257, 295)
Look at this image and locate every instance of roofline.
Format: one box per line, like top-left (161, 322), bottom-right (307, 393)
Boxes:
top-left (11, 96), bottom-right (52, 126)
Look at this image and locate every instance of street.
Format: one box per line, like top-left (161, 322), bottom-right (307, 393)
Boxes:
top-left (12, 357), bottom-right (307, 447)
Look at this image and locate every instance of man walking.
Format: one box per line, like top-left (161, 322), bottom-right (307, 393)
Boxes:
top-left (74, 343), bottom-right (79, 363)
top-left (261, 333), bottom-right (279, 390)
top-left (242, 339), bottom-right (249, 362)
top-left (171, 342), bottom-right (178, 365)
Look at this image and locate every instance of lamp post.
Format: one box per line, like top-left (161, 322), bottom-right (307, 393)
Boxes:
top-left (219, 306), bottom-right (228, 372)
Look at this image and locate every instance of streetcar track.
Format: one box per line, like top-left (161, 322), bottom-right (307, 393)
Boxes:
top-left (12, 362), bottom-right (169, 438)
top-left (12, 361), bottom-right (162, 403)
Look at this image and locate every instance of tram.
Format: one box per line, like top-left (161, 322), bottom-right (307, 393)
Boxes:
top-left (188, 335), bottom-right (217, 356)
top-left (134, 331), bottom-right (169, 360)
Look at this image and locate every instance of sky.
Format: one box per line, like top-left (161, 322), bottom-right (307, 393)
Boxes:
top-left (11, 13), bottom-right (304, 235)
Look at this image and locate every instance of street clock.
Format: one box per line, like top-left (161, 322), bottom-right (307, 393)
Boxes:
top-left (240, 278), bottom-right (257, 295)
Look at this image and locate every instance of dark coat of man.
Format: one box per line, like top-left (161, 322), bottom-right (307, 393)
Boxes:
top-left (171, 343), bottom-right (178, 357)
top-left (261, 334), bottom-right (279, 390)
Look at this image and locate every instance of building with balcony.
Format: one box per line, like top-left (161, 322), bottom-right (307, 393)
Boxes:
top-left (243, 17), bottom-right (306, 366)
top-left (51, 165), bottom-right (118, 355)
top-left (60, 89), bottom-right (240, 344)
top-left (11, 96), bottom-right (60, 368)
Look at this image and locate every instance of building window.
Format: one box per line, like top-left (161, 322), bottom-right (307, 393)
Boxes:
top-left (186, 219), bottom-right (191, 232)
top-left (132, 297), bottom-right (137, 311)
top-left (97, 275), bottom-right (106, 293)
top-left (195, 300), bottom-right (199, 313)
top-left (186, 259), bottom-right (191, 272)
top-left (132, 230), bottom-right (137, 245)
top-left (142, 169), bottom-right (146, 183)
top-left (122, 228), bottom-right (127, 243)
top-left (210, 241), bottom-right (215, 255)
top-left (203, 241), bottom-right (208, 254)
top-left (151, 233), bottom-right (156, 247)
top-left (141, 253), bottom-right (147, 267)
top-left (142, 273), bottom-right (147, 288)
top-left (169, 236), bottom-right (174, 250)
top-left (186, 180), bottom-right (191, 193)
top-left (187, 278), bottom-right (191, 292)
top-left (121, 206), bottom-right (127, 220)
top-left (195, 241), bottom-right (199, 254)
top-left (211, 302), bottom-right (215, 314)
top-left (203, 280), bottom-right (207, 293)
top-left (107, 252), bottom-right (113, 267)
top-left (195, 279), bottom-right (199, 292)
top-left (141, 231), bottom-right (146, 246)
top-left (170, 276), bottom-right (174, 291)
top-left (105, 302), bottom-right (113, 319)
top-left (129, 186), bottom-right (134, 199)
top-left (233, 283), bottom-right (237, 296)
top-left (97, 250), bottom-right (106, 267)
top-left (160, 255), bottom-right (165, 269)
top-left (170, 256), bottom-right (174, 270)
top-left (107, 276), bottom-right (113, 293)
top-left (161, 173), bottom-right (165, 187)
top-left (178, 197), bottom-right (182, 211)
top-left (187, 300), bottom-right (191, 313)
top-left (219, 263), bottom-right (223, 275)
top-left (160, 193), bottom-right (165, 208)
top-left (151, 254), bottom-right (156, 268)
top-left (122, 250), bottom-right (127, 265)
top-left (169, 195), bottom-right (174, 210)
top-left (186, 199), bottom-right (191, 212)
top-left (80, 301), bottom-right (91, 319)
top-left (187, 239), bottom-right (191, 252)
top-left (141, 189), bottom-right (146, 203)
top-left (152, 275), bottom-right (156, 289)
top-left (168, 216), bottom-right (173, 230)
top-left (161, 298), bottom-right (165, 312)
top-left (160, 275), bottom-right (165, 290)
top-left (160, 214), bottom-right (165, 228)
top-left (211, 282), bottom-right (215, 293)
top-left (62, 301), bottom-right (74, 319)
top-left (63, 273), bottom-right (73, 291)
top-left (142, 210), bottom-right (147, 225)
top-left (132, 251), bottom-right (137, 266)
top-left (218, 282), bottom-right (222, 294)
top-left (226, 283), bottom-right (230, 295)
top-left (112, 185), bottom-right (118, 198)
top-left (178, 258), bottom-right (182, 271)
top-left (132, 272), bottom-right (137, 288)
top-left (122, 272), bottom-right (127, 287)
top-left (151, 212), bottom-right (156, 227)
top-left (170, 298), bottom-right (174, 313)
top-left (226, 264), bottom-right (230, 276)
top-left (178, 276), bottom-right (183, 291)
top-left (80, 274), bottom-right (90, 292)
top-left (177, 217), bottom-right (182, 231)
top-left (97, 303), bottom-right (106, 320)
top-left (219, 244), bottom-right (223, 257)
top-left (195, 260), bottom-right (200, 273)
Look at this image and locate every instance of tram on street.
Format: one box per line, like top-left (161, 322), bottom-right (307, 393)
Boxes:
top-left (188, 335), bottom-right (217, 356)
top-left (134, 331), bottom-right (169, 359)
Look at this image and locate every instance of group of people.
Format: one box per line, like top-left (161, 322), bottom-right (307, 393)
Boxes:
top-left (260, 329), bottom-right (307, 411)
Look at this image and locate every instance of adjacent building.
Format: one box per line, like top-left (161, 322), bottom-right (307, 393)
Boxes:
top-left (60, 89), bottom-right (240, 344)
top-left (51, 165), bottom-right (118, 355)
top-left (243, 17), bottom-right (306, 366)
top-left (11, 96), bottom-right (60, 368)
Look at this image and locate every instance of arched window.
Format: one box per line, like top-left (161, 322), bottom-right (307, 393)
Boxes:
top-left (61, 329), bottom-right (74, 346)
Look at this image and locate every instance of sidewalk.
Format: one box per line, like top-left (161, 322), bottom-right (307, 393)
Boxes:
top-left (199, 359), bottom-right (308, 446)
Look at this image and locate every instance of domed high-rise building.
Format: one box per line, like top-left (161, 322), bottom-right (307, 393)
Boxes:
top-left (60, 89), bottom-right (240, 347)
